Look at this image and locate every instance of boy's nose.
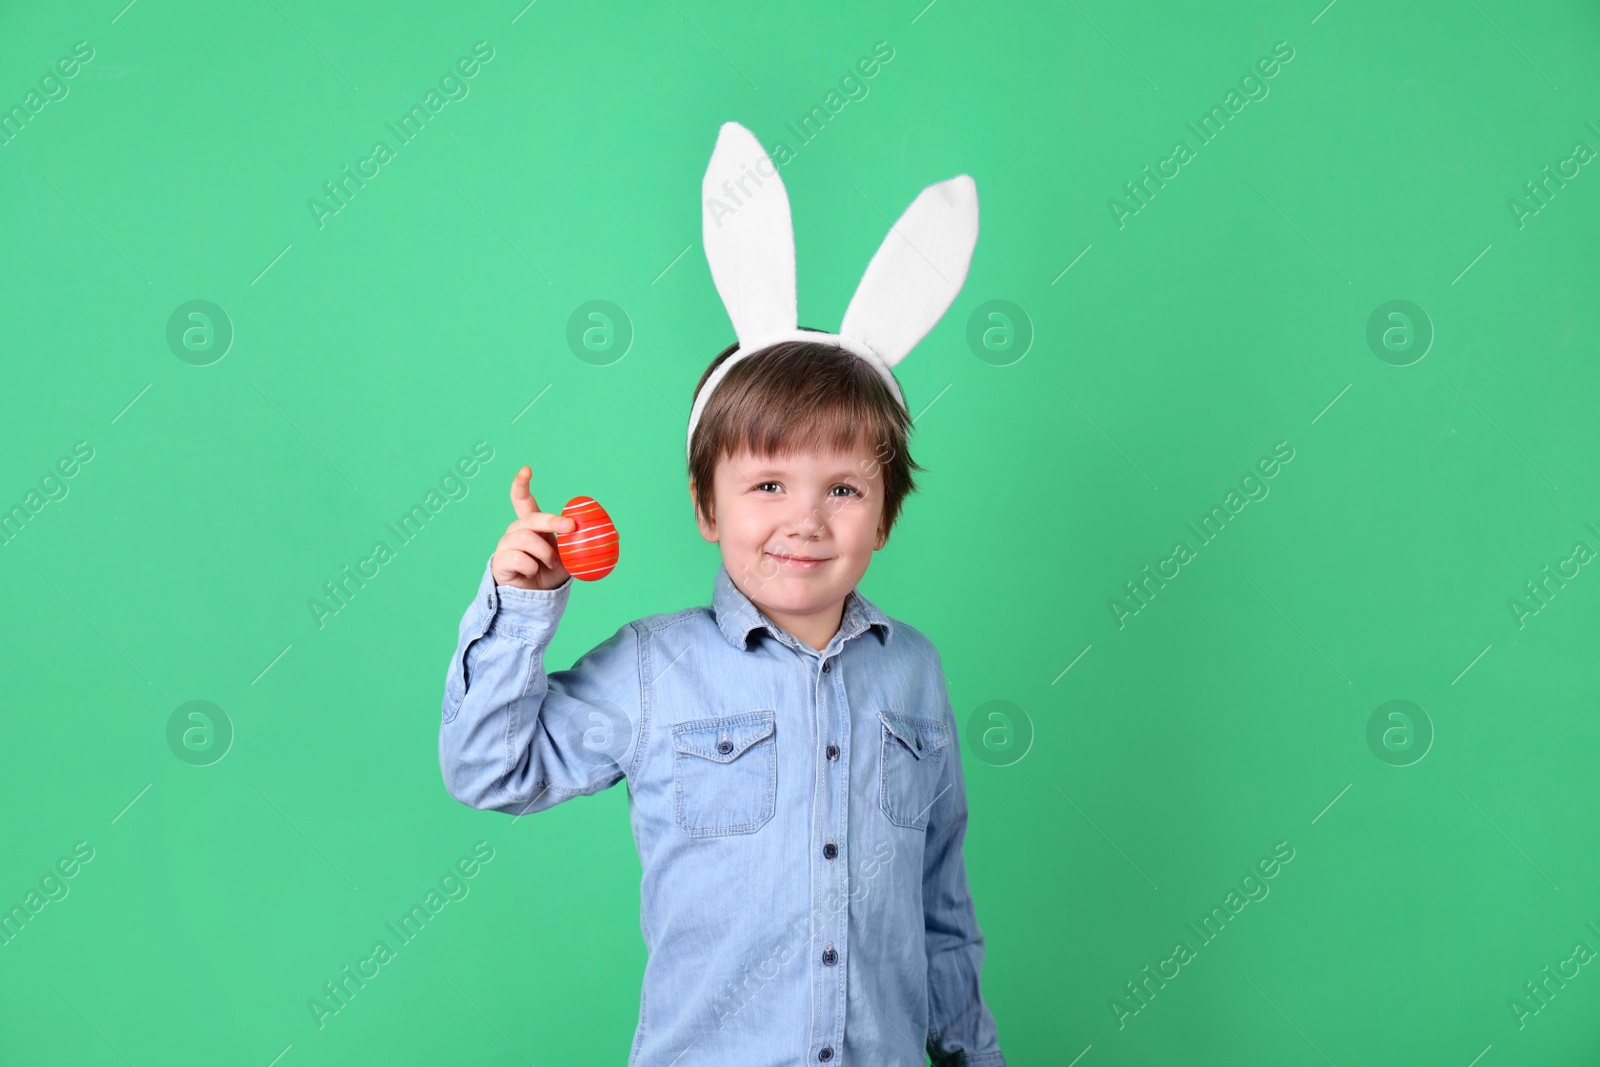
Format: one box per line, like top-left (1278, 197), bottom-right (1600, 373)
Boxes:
top-left (787, 500), bottom-right (829, 538)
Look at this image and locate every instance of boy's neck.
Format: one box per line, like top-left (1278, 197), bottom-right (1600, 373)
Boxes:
top-left (756, 598), bottom-right (845, 652)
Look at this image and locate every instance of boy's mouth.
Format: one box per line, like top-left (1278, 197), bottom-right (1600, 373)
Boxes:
top-left (767, 551), bottom-right (830, 571)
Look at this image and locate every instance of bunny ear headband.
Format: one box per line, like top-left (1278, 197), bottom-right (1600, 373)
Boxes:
top-left (688, 121), bottom-right (980, 460)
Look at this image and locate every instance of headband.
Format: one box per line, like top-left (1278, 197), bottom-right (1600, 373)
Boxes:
top-left (689, 121), bottom-right (980, 461)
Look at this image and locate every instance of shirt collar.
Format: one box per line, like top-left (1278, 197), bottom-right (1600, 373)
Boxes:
top-left (712, 562), bottom-right (894, 652)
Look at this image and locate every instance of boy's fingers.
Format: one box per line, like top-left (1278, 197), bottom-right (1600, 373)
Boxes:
top-left (495, 547), bottom-right (538, 577)
top-left (504, 529), bottom-right (564, 570)
top-left (510, 466), bottom-right (537, 519)
top-left (494, 549), bottom-right (549, 584)
top-left (508, 511), bottom-right (577, 536)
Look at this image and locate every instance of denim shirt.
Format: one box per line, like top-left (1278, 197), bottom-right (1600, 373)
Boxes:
top-left (439, 556), bottom-right (1005, 1067)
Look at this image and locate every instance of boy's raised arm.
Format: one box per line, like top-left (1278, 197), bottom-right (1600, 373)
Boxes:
top-left (438, 557), bottom-right (641, 814)
top-left (438, 465), bottom-right (642, 816)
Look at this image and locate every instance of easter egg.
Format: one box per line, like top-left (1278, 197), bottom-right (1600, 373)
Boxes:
top-left (557, 495), bottom-right (620, 581)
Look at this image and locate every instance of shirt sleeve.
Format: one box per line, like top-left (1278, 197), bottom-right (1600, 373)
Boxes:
top-left (438, 555), bottom-right (642, 816)
top-left (922, 647), bottom-right (1006, 1067)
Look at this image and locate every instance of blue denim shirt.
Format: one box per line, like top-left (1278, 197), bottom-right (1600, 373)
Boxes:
top-left (439, 557), bottom-right (1005, 1067)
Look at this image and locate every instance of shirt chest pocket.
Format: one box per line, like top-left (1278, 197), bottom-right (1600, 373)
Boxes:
top-left (672, 711), bottom-right (777, 838)
top-left (878, 711), bottom-right (951, 830)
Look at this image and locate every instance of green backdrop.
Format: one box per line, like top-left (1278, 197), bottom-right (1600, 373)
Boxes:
top-left (3, 0), bottom-right (1599, 1063)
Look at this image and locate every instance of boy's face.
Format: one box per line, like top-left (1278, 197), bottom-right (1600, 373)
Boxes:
top-left (694, 443), bottom-right (888, 648)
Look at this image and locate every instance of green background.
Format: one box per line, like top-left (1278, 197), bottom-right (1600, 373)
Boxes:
top-left (2, 0), bottom-right (1598, 1063)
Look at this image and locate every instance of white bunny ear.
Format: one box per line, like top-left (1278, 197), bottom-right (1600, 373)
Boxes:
top-left (839, 174), bottom-right (979, 368)
top-left (701, 122), bottom-right (797, 346)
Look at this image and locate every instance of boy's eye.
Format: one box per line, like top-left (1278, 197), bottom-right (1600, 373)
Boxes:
top-left (752, 482), bottom-right (861, 496)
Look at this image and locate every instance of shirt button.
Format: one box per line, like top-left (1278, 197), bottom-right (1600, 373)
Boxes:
top-left (822, 840), bottom-right (837, 860)
top-left (825, 743), bottom-right (839, 761)
top-left (823, 944), bottom-right (837, 966)
top-left (716, 739), bottom-right (733, 755)
top-left (818, 1047), bottom-right (834, 1062)
top-left (822, 661), bottom-right (831, 673)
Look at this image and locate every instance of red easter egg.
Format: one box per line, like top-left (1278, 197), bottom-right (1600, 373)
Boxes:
top-left (556, 495), bottom-right (620, 581)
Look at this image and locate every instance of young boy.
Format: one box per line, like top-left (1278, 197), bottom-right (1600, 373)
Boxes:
top-left (438, 334), bottom-right (1006, 1065)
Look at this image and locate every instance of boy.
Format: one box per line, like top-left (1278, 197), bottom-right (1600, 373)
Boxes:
top-left (439, 121), bottom-right (1003, 1065)
top-left (439, 336), bottom-right (1005, 1064)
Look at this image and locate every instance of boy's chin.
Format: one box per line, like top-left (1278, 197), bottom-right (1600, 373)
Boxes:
top-left (751, 587), bottom-right (841, 620)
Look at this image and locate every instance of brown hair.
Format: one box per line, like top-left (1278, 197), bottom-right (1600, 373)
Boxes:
top-left (688, 329), bottom-right (924, 543)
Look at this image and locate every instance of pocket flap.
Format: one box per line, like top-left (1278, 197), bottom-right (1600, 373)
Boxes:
top-left (879, 711), bottom-right (949, 759)
top-left (673, 712), bottom-right (775, 763)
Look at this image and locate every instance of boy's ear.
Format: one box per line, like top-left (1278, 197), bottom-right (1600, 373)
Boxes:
top-left (690, 479), bottom-right (718, 542)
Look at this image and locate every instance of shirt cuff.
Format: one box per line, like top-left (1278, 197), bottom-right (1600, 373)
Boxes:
top-left (477, 556), bottom-right (573, 643)
top-left (495, 576), bottom-right (573, 607)
top-left (951, 1051), bottom-right (1006, 1067)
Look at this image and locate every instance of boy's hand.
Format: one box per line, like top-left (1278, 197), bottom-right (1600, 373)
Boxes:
top-left (491, 466), bottom-right (577, 591)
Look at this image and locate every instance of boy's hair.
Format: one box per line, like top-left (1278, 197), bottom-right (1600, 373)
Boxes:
top-left (688, 328), bottom-right (924, 543)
